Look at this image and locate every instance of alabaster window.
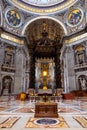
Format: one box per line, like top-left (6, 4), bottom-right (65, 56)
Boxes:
top-left (35, 58), bottom-right (55, 90)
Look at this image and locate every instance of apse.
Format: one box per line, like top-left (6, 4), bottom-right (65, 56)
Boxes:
top-left (24, 18), bottom-right (65, 90)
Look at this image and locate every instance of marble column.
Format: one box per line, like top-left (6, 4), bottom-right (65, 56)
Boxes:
top-left (54, 45), bottom-right (61, 88)
top-left (29, 50), bottom-right (35, 89)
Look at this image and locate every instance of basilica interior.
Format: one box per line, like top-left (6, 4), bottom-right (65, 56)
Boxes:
top-left (0, 0), bottom-right (87, 130)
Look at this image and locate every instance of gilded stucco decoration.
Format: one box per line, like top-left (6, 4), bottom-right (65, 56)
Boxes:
top-left (75, 45), bottom-right (85, 52)
top-left (24, 19), bottom-right (65, 44)
top-left (9, 0), bottom-right (79, 14)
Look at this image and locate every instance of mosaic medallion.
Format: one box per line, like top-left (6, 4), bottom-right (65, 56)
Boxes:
top-left (67, 7), bottom-right (84, 27)
top-left (34, 118), bottom-right (59, 125)
top-left (5, 8), bottom-right (22, 27)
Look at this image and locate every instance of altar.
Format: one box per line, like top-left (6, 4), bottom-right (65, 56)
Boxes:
top-left (34, 102), bottom-right (58, 118)
top-left (38, 89), bottom-right (52, 95)
top-left (38, 89), bottom-right (52, 102)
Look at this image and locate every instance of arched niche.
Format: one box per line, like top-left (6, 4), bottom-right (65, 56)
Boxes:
top-left (1, 75), bottom-right (13, 95)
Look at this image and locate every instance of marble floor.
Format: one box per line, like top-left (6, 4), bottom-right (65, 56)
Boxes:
top-left (0, 96), bottom-right (87, 130)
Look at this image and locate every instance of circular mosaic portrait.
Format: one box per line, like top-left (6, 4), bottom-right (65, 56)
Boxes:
top-left (5, 9), bottom-right (22, 27)
top-left (67, 7), bottom-right (84, 27)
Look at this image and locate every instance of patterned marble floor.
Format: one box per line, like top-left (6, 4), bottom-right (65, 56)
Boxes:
top-left (0, 96), bottom-right (87, 130)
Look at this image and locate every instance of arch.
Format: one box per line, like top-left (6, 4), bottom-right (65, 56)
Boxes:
top-left (21, 16), bottom-right (67, 90)
top-left (22, 16), bottom-right (68, 36)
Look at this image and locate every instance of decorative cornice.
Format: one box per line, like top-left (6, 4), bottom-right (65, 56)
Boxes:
top-left (0, 27), bottom-right (26, 45)
top-left (9, 0), bottom-right (78, 15)
top-left (61, 26), bottom-right (87, 45)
